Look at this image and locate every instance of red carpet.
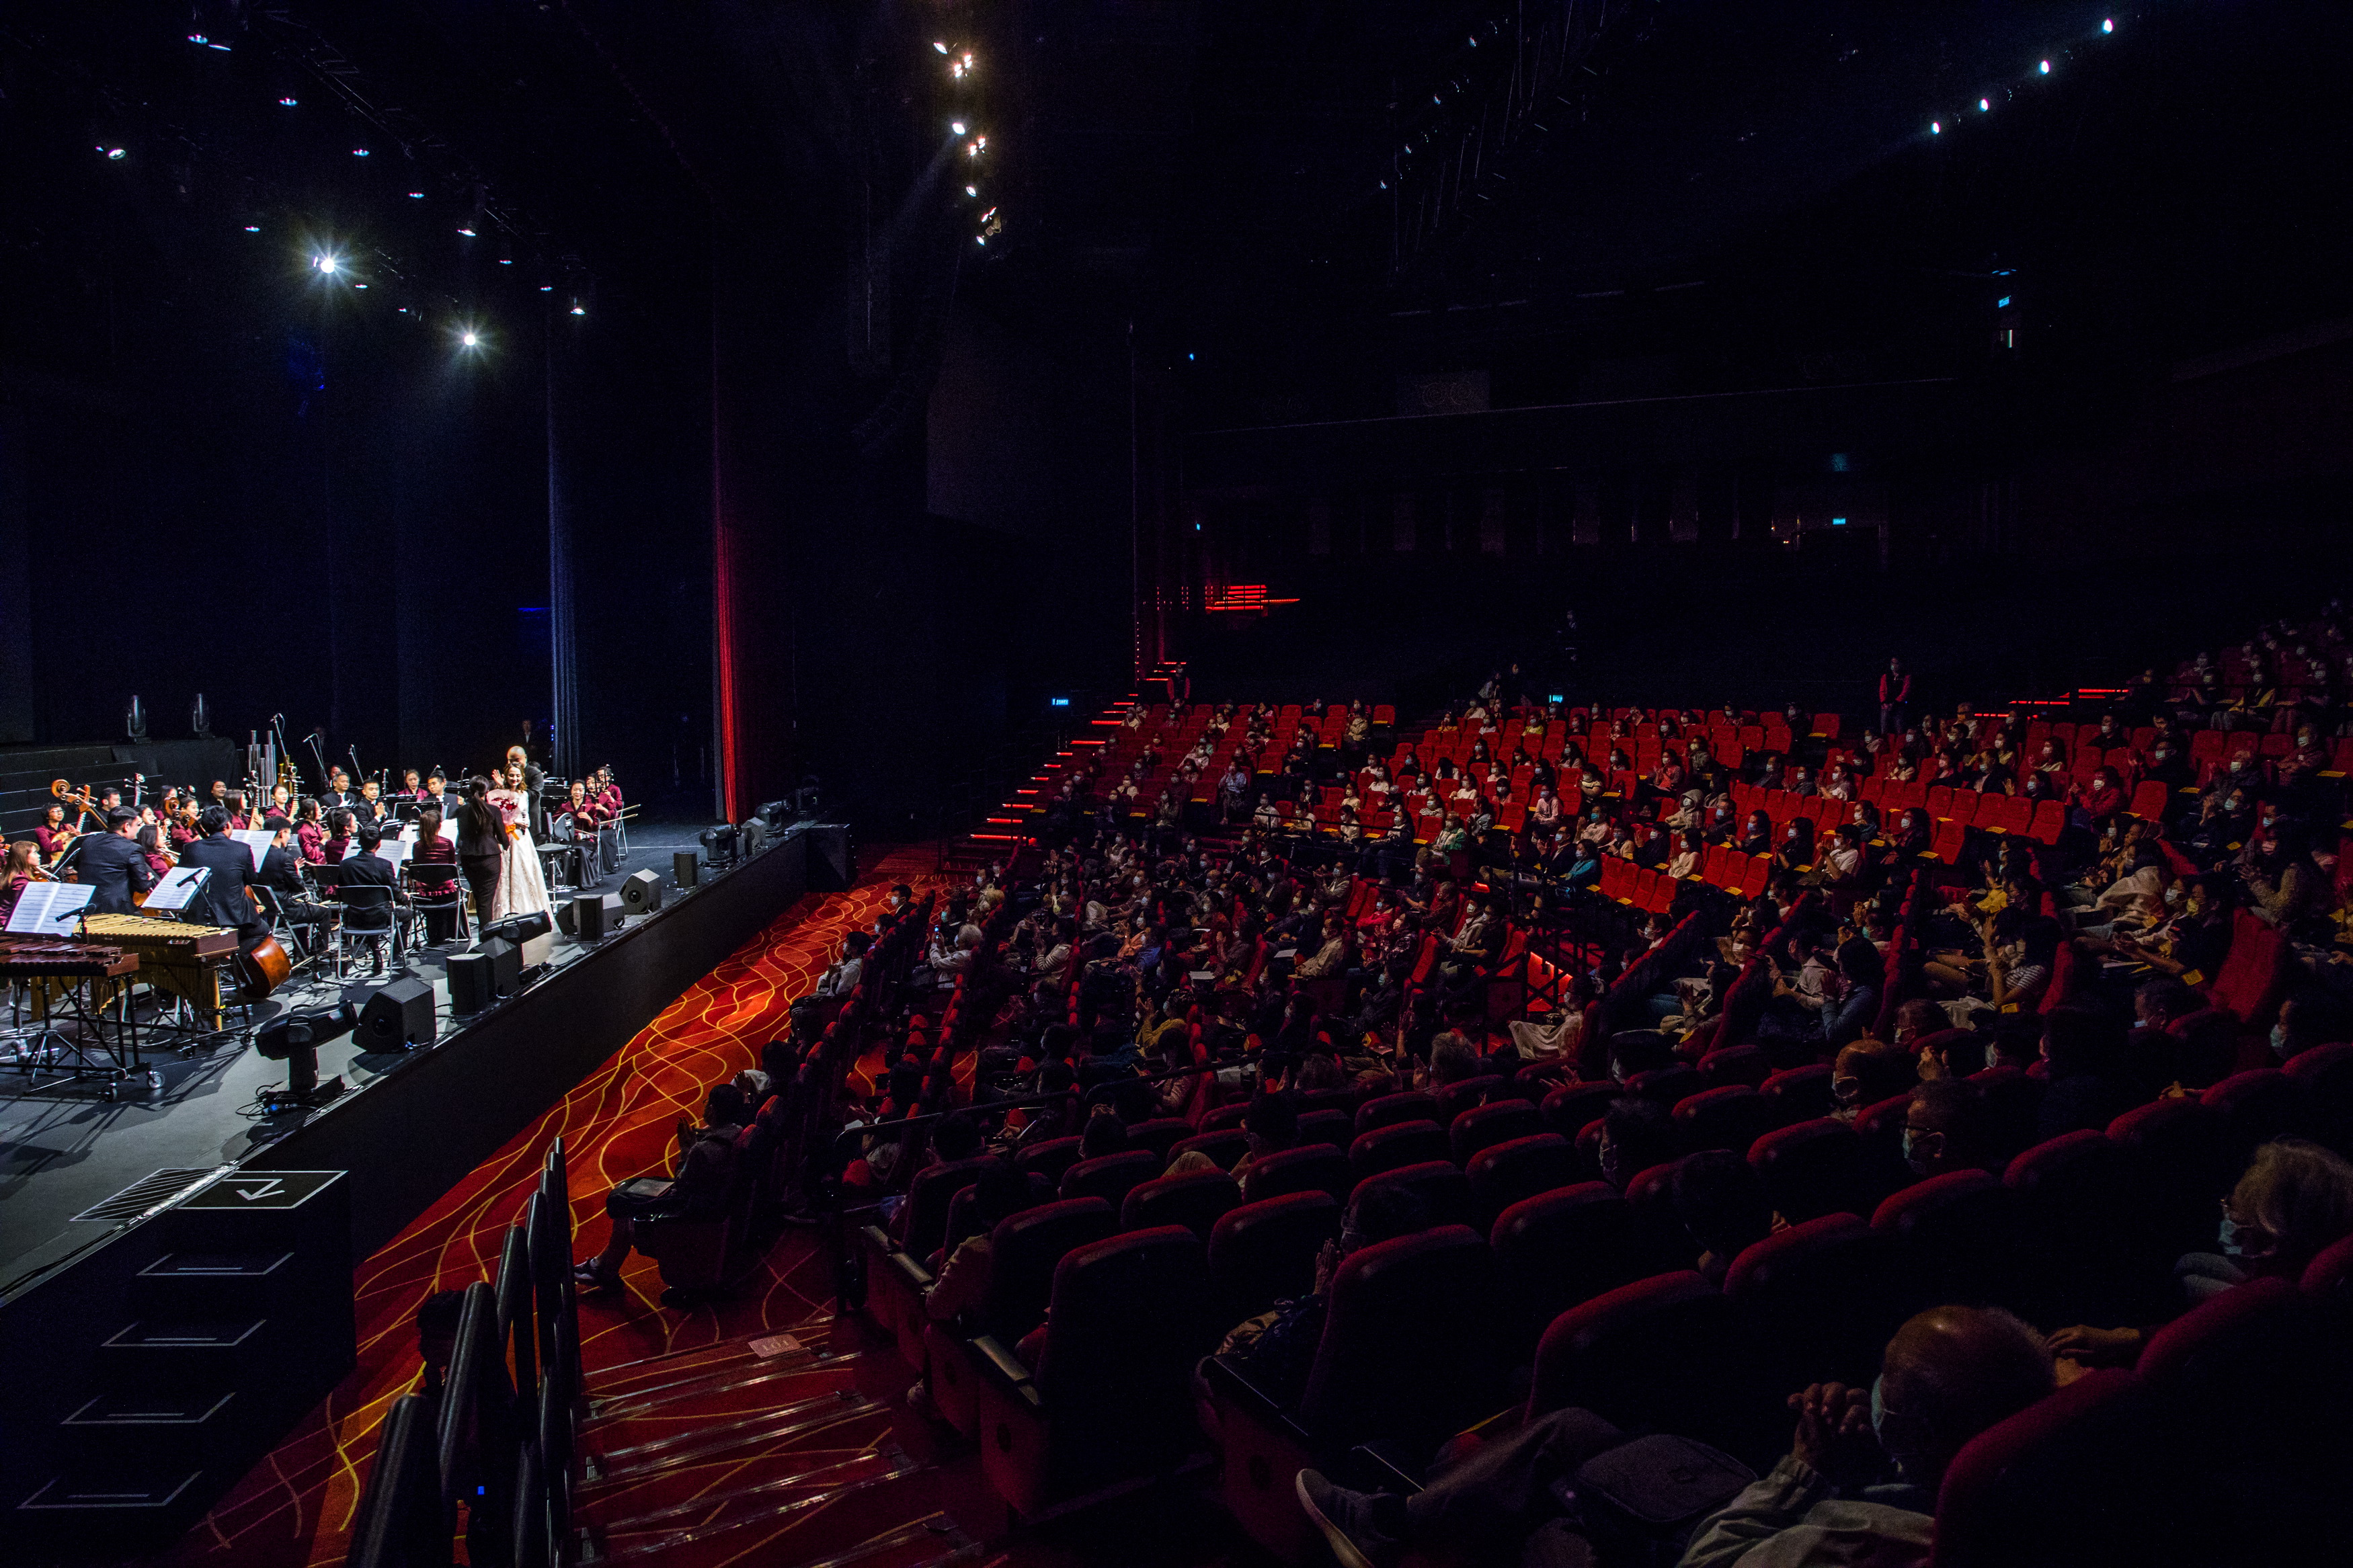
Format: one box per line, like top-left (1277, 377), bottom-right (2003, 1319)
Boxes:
top-left (152, 849), bottom-right (955, 1568)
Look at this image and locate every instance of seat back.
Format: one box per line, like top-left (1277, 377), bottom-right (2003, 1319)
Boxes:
top-left (1169, 1129), bottom-right (1248, 1170)
top-left (1542, 1081), bottom-right (1622, 1137)
top-left (1491, 1183), bottom-right (1652, 1344)
top-left (1726, 1213), bottom-right (1913, 1389)
top-left (1870, 1169), bottom-right (2020, 1307)
top-left (1125, 1117), bottom-right (1194, 1165)
top-left (1747, 1117), bottom-right (1863, 1223)
top-left (900, 1156), bottom-right (997, 1265)
top-left (2003, 1130), bottom-right (2160, 1325)
top-left (1300, 1227), bottom-right (1503, 1446)
top-left (2283, 1040), bottom-right (2353, 1157)
top-left (1434, 1074), bottom-right (1506, 1123)
top-left (1698, 1044), bottom-right (1770, 1089)
top-left (1121, 1168), bottom-right (1240, 1239)
top-left (1674, 1085), bottom-right (1778, 1156)
top-left (1293, 1108), bottom-right (1353, 1150)
top-left (1351, 1160), bottom-right (1477, 1231)
top-left (1355, 1089), bottom-right (1439, 1133)
top-left (2105, 1098), bottom-right (2232, 1259)
top-left (1931, 1369), bottom-right (2151, 1568)
top-left (1464, 1133), bottom-right (1578, 1223)
top-left (1206, 1191), bottom-right (1339, 1320)
top-left (2200, 1069), bottom-right (2315, 1167)
top-left (1758, 1065), bottom-right (1835, 1126)
top-left (1242, 1144), bottom-right (1353, 1205)
top-left (1450, 1100), bottom-right (1544, 1164)
top-left (1349, 1119), bottom-right (1449, 1181)
top-left (1060, 1150), bottom-right (1161, 1210)
top-left (1035, 1227), bottom-right (1217, 1468)
top-left (1012, 1136), bottom-right (1084, 1188)
top-left (980, 1197), bottom-right (1119, 1343)
top-left (1527, 1272), bottom-right (1772, 1460)
top-left (1623, 1063), bottom-right (1703, 1109)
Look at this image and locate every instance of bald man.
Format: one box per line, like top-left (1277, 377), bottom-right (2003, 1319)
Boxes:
top-left (1295, 1305), bottom-right (2056, 1568)
top-left (1679, 1306), bottom-right (2057, 1567)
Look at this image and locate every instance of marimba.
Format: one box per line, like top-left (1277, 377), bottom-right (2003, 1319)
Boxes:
top-left (0, 934), bottom-right (144, 1089)
top-left (79, 914), bottom-right (241, 1030)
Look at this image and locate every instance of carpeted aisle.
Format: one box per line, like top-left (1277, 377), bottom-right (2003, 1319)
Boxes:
top-left (151, 849), bottom-right (953, 1568)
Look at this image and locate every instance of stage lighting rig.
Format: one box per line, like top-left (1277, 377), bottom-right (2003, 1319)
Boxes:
top-left (255, 1002), bottom-right (358, 1112)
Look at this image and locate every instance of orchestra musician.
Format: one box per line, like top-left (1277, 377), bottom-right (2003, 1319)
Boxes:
top-left (34, 803), bottom-right (77, 864)
top-left (401, 769), bottom-right (424, 800)
top-left (255, 817), bottom-right (331, 936)
top-left (136, 823), bottom-right (175, 878)
top-left (225, 791), bottom-right (252, 831)
top-left (179, 806), bottom-right (268, 942)
top-left (294, 798), bottom-right (327, 863)
top-left (1, 840), bottom-right (50, 923)
top-left (321, 808), bottom-right (356, 864)
top-left (424, 770), bottom-right (458, 817)
top-left (208, 779), bottom-right (233, 815)
top-left (355, 777), bottom-right (386, 823)
top-left (323, 768), bottom-right (358, 810)
top-left (410, 803), bottom-right (463, 944)
top-left (80, 808), bottom-right (158, 914)
top-left (339, 821), bottom-right (409, 966)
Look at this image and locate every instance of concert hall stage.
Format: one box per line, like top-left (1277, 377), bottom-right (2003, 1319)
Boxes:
top-left (0, 818), bottom-right (850, 1554)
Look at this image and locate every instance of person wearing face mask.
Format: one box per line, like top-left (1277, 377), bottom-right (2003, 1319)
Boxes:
top-left (2242, 828), bottom-right (2322, 930)
top-left (2047, 1139), bottom-right (2353, 1373)
top-left (1830, 1040), bottom-right (1917, 1124)
top-left (2268, 989), bottom-right (2353, 1065)
top-left (1596, 1096), bottom-right (1679, 1193)
top-left (1900, 1080), bottom-right (1995, 1182)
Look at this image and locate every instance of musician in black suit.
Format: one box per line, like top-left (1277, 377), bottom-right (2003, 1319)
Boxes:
top-left (79, 808), bottom-right (157, 914)
top-left (179, 807), bottom-right (268, 941)
top-left (254, 817), bottom-right (330, 937)
top-left (323, 768), bottom-right (360, 811)
top-left (338, 822), bottom-right (409, 970)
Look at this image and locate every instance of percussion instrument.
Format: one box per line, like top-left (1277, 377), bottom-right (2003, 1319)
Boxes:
top-left (79, 913), bottom-right (241, 1028)
top-left (0, 936), bottom-right (139, 981)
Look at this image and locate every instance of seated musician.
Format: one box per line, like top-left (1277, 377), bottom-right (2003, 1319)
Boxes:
top-left (593, 766), bottom-right (623, 821)
top-left (225, 791), bottom-right (252, 831)
top-left (339, 823), bottom-right (409, 908)
top-left (207, 779), bottom-right (232, 815)
top-left (137, 824), bottom-right (175, 880)
top-left (401, 769), bottom-right (424, 800)
top-left (80, 808), bottom-right (157, 913)
top-left (33, 804), bottom-right (77, 865)
top-left (180, 806), bottom-right (267, 942)
top-left (294, 799), bottom-right (327, 863)
top-left (1, 841), bottom-right (41, 923)
top-left (407, 804), bottom-right (463, 944)
top-left (255, 817), bottom-right (331, 937)
top-left (321, 807), bottom-right (356, 864)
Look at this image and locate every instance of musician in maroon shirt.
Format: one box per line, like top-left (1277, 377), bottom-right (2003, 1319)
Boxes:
top-left (32, 804), bottom-right (77, 865)
top-left (409, 804), bottom-right (464, 943)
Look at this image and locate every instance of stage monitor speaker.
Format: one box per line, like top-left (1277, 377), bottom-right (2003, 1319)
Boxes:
top-left (555, 899), bottom-right (579, 936)
top-left (486, 911), bottom-right (553, 946)
top-left (674, 850), bottom-right (700, 889)
top-left (481, 936), bottom-right (521, 996)
top-left (447, 951), bottom-right (494, 1015)
top-left (570, 893), bottom-right (607, 941)
top-left (621, 870), bottom-right (663, 916)
top-left (807, 823), bottom-right (854, 891)
top-left (358, 977), bottom-right (436, 1050)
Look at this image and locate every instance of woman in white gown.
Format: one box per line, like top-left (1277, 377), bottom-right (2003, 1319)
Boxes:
top-left (488, 763), bottom-right (552, 919)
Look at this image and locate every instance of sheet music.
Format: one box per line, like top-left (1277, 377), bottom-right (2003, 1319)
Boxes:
top-left (231, 829), bottom-right (276, 870)
top-left (5, 880), bottom-right (95, 934)
top-left (141, 865), bottom-right (211, 913)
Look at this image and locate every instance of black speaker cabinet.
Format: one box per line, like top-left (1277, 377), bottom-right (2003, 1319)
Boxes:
top-left (481, 936), bottom-right (521, 995)
top-left (358, 977), bottom-right (435, 1050)
top-left (674, 850), bottom-right (700, 888)
top-left (446, 950), bottom-right (494, 1015)
top-left (620, 869), bottom-right (663, 916)
top-left (555, 898), bottom-right (579, 936)
top-left (570, 893), bottom-right (606, 941)
top-left (807, 823), bottom-right (854, 891)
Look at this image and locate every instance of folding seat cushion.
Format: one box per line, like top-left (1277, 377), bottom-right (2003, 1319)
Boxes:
top-left (1747, 1117), bottom-right (1864, 1223)
top-left (1527, 1271), bottom-right (1776, 1465)
top-left (1124, 1117), bottom-right (1194, 1167)
top-left (1449, 1098), bottom-right (1544, 1164)
top-left (1012, 1136), bottom-right (1084, 1189)
top-left (1169, 1129), bottom-right (1248, 1170)
top-left (1465, 1133), bottom-right (1579, 1223)
top-left (2200, 1068), bottom-right (2315, 1166)
top-left (1726, 1213), bottom-right (1913, 1389)
top-left (1698, 1044), bottom-right (1771, 1090)
top-left (1121, 1167), bottom-right (1241, 1239)
top-left (1350, 1119), bottom-right (1450, 1182)
top-left (1543, 1080), bottom-right (1622, 1138)
top-left (2105, 1098), bottom-right (2232, 1259)
top-left (1675, 1085), bottom-right (1780, 1156)
top-left (1870, 1169), bottom-right (2020, 1307)
top-left (1931, 1368), bottom-right (2155, 1568)
top-left (1758, 1064), bottom-right (1835, 1127)
top-left (1206, 1191), bottom-right (1339, 1321)
top-left (1434, 1073), bottom-right (1507, 1124)
top-left (1352, 1160), bottom-right (1478, 1233)
top-left (978, 1226), bottom-right (1220, 1516)
top-left (1293, 1108), bottom-right (1353, 1150)
top-left (1241, 1144), bottom-right (1353, 1206)
top-left (1355, 1089), bottom-right (1438, 1134)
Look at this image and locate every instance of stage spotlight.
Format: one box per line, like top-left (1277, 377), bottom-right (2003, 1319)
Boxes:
top-left (951, 120), bottom-right (967, 134)
top-left (2039, 60), bottom-right (2050, 74)
top-left (498, 257), bottom-right (512, 265)
top-left (458, 225), bottom-right (477, 236)
top-left (353, 148), bottom-right (370, 157)
top-left (975, 235), bottom-right (986, 246)
top-left (461, 331), bottom-right (480, 347)
top-left (315, 253), bottom-right (338, 273)
top-left (279, 97), bottom-right (298, 106)
top-left (1979, 98), bottom-right (1990, 111)
top-left (569, 303), bottom-right (586, 315)
top-left (244, 224), bottom-right (261, 232)
top-left (408, 191), bottom-right (425, 199)
top-left (1931, 122), bottom-right (1940, 134)
top-left (933, 40), bottom-right (949, 53)
top-left (106, 147), bottom-right (126, 161)
top-left (354, 284), bottom-right (368, 290)
top-left (2103, 18), bottom-right (2114, 34)
top-left (965, 185), bottom-right (978, 197)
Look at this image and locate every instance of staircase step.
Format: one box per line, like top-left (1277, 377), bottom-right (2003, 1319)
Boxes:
top-left (586, 1450), bottom-right (946, 1567)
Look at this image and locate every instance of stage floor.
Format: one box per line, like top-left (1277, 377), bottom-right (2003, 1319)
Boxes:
top-left (0, 822), bottom-right (715, 1296)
